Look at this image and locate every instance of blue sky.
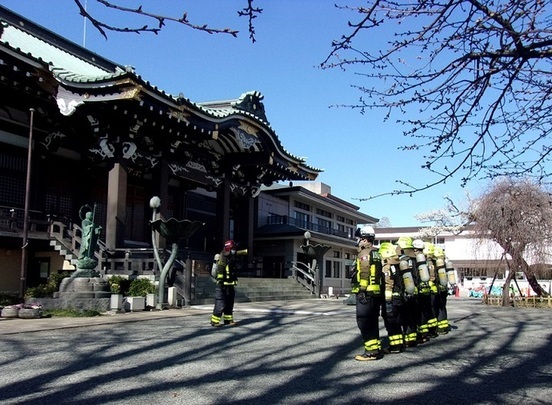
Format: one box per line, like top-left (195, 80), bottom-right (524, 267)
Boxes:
top-left (0, 0), bottom-right (486, 226)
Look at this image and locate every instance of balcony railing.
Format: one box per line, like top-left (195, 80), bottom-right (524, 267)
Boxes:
top-left (266, 214), bottom-right (353, 239)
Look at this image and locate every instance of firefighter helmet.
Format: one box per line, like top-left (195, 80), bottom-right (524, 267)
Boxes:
top-left (423, 242), bottom-right (435, 256)
top-left (433, 246), bottom-right (445, 258)
top-left (355, 225), bottom-right (375, 240)
top-left (396, 236), bottom-right (413, 250)
top-left (378, 242), bottom-right (398, 260)
top-left (223, 239), bottom-right (236, 253)
top-left (412, 239), bottom-right (425, 250)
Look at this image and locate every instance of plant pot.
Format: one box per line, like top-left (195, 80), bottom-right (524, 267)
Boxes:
top-left (110, 294), bottom-right (123, 311)
top-left (126, 296), bottom-right (145, 312)
top-left (146, 293), bottom-right (157, 308)
top-left (1, 307), bottom-right (19, 318)
top-left (18, 308), bottom-right (42, 319)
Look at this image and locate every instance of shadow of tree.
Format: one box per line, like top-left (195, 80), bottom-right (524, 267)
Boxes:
top-left (0, 300), bottom-right (550, 404)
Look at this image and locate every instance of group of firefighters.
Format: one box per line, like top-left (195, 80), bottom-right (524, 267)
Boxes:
top-left (208, 227), bottom-right (458, 362)
top-left (352, 225), bottom-right (457, 361)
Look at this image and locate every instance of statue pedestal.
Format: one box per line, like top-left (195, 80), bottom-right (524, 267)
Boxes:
top-left (57, 277), bottom-right (110, 299)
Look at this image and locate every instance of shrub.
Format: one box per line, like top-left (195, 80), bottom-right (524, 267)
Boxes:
top-left (24, 271), bottom-right (71, 299)
top-left (0, 292), bottom-right (20, 306)
top-left (128, 278), bottom-right (156, 297)
top-left (43, 308), bottom-right (102, 317)
top-left (107, 275), bottom-right (130, 295)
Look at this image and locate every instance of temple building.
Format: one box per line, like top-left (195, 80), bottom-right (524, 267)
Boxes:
top-left (0, 5), bottom-right (327, 294)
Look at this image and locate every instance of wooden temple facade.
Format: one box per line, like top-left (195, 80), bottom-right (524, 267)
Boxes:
top-left (0, 6), bottom-right (320, 294)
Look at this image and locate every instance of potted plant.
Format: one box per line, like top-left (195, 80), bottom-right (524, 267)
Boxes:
top-left (126, 278), bottom-right (156, 312)
top-left (108, 277), bottom-right (124, 312)
top-left (1, 304), bottom-right (20, 318)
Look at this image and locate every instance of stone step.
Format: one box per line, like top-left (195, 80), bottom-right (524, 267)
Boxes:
top-left (193, 294), bottom-right (316, 306)
top-left (190, 276), bottom-right (315, 305)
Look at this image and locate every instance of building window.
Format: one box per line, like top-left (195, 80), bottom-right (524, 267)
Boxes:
top-left (333, 261), bottom-right (341, 278)
top-left (295, 201), bottom-right (310, 211)
top-left (333, 250), bottom-right (342, 258)
top-left (325, 260), bottom-right (332, 278)
top-left (435, 237), bottom-right (445, 244)
top-left (317, 217), bottom-right (331, 232)
top-left (337, 215), bottom-right (345, 222)
top-left (345, 264), bottom-right (354, 278)
top-left (294, 211), bottom-right (310, 228)
top-left (345, 218), bottom-right (354, 225)
top-left (316, 208), bottom-right (332, 218)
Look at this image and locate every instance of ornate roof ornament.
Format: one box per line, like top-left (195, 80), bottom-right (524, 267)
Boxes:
top-left (231, 91), bottom-right (267, 122)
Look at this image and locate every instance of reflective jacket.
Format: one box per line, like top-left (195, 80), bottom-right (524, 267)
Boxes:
top-left (352, 247), bottom-right (382, 296)
top-left (215, 252), bottom-right (238, 286)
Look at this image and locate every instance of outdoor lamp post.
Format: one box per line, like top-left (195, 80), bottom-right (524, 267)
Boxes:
top-left (149, 197), bottom-right (204, 309)
top-left (149, 196), bottom-right (162, 275)
top-left (300, 231), bottom-right (331, 297)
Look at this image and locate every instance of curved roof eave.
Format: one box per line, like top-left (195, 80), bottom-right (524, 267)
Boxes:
top-left (1, 5), bottom-right (323, 178)
top-left (53, 70), bottom-right (323, 176)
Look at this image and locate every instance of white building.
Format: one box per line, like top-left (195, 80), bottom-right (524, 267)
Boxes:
top-left (254, 182), bottom-right (377, 294)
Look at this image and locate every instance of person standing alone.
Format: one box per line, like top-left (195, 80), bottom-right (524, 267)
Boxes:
top-left (211, 240), bottom-right (239, 327)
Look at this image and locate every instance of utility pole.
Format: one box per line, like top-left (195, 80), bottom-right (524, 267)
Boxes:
top-left (20, 108), bottom-right (34, 298)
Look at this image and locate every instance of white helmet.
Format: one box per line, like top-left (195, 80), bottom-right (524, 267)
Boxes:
top-left (356, 225), bottom-right (375, 240)
top-left (412, 239), bottom-right (425, 249)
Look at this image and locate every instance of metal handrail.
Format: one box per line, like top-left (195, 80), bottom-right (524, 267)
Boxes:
top-left (290, 261), bottom-right (316, 294)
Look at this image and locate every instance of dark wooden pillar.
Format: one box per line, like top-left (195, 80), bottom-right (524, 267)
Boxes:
top-left (106, 163), bottom-right (127, 250)
top-left (246, 195), bottom-right (255, 257)
top-left (215, 178), bottom-right (231, 248)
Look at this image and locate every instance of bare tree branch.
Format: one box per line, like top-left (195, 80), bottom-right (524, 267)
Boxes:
top-left (323, 1), bottom-right (552, 199)
top-left (237, 0), bottom-right (263, 43)
top-left (73, 0), bottom-right (260, 40)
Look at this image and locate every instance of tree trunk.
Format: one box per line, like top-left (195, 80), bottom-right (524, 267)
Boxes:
top-left (516, 253), bottom-right (548, 297)
top-left (502, 271), bottom-right (514, 307)
top-left (525, 273), bottom-right (548, 297)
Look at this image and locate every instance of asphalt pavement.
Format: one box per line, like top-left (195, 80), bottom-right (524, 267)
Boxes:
top-left (0, 297), bottom-right (551, 405)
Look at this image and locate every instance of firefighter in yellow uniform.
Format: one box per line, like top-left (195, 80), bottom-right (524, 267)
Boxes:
top-left (379, 242), bottom-right (406, 354)
top-left (423, 242), bottom-right (440, 338)
top-left (412, 239), bottom-right (437, 342)
top-left (434, 246), bottom-right (453, 334)
top-left (210, 240), bottom-right (239, 327)
top-left (353, 226), bottom-right (384, 361)
top-left (395, 237), bottom-right (420, 347)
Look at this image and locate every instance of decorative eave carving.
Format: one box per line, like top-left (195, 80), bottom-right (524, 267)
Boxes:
top-left (55, 86), bottom-right (141, 116)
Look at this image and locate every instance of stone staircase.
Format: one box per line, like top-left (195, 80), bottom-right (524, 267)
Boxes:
top-left (190, 276), bottom-right (315, 305)
top-left (49, 238), bottom-right (79, 267)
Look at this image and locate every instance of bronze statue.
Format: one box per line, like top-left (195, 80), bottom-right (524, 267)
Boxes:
top-left (79, 204), bottom-right (101, 260)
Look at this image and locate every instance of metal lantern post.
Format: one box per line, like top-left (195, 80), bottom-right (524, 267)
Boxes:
top-left (300, 231), bottom-right (331, 297)
top-left (149, 197), bottom-right (204, 309)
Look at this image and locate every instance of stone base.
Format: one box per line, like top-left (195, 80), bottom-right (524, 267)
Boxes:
top-left (1, 307), bottom-right (19, 318)
top-left (18, 308), bottom-right (42, 319)
top-left (58, 277), bottom-right (110, 299)
top-left (25, 297), bottom-right (110, 312)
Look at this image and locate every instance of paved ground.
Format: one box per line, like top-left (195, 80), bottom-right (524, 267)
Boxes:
top-left (0, 297), bottom-right (551, 405)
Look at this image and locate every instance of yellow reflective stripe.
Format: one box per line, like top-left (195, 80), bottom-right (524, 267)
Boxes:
top-left (364, 339), bottom-right (381, 351)
top-left (369, 264), bottom-right (377, 287)
top-left (389, 334), bottom-right (404, 344)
